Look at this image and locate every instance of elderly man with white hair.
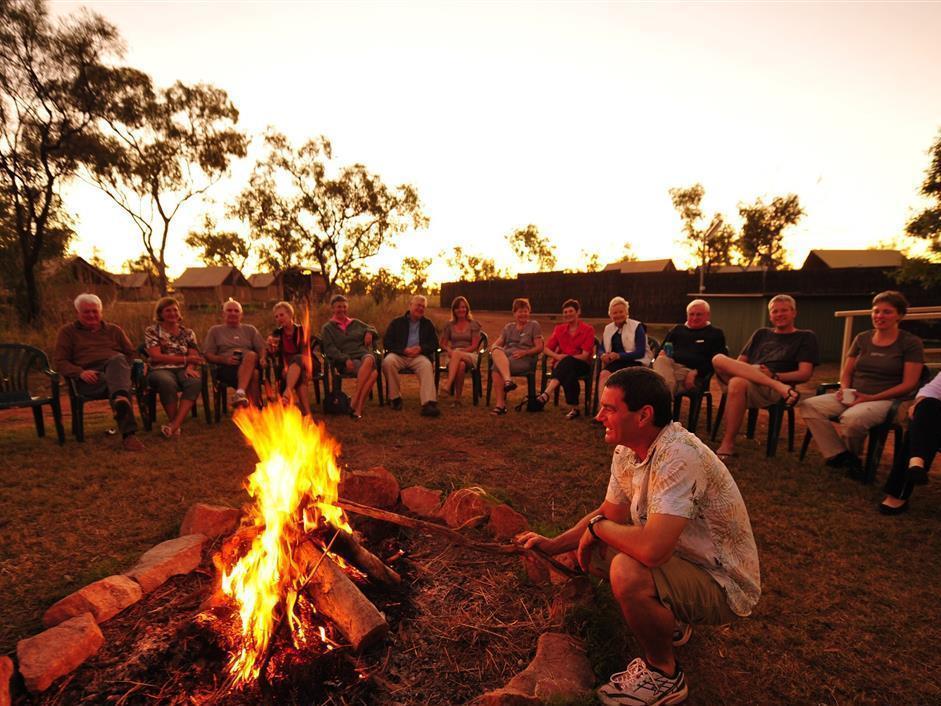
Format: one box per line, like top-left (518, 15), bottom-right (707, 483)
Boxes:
top-left (653, 299), bottom-right (728, 396)
top-left (54, 293), bottom-right (142, 450)
top-left (382, 294), bottom-right (440, 417)
top-left (203, 298), bottom-right (266, 408)
top-left (597, 296), bottom-right (652, 393)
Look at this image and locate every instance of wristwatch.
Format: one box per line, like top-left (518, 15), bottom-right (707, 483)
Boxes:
top-left (587, 514), bottom-right (607, 539)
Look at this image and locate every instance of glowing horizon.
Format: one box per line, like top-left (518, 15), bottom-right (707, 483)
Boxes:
top-left (48, 1), bottom-right (941, 283)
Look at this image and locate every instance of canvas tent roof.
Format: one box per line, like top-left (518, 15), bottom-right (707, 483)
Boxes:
top-left (111, 272), bottom-right (151, 288)
top-left (603, 258), bottom-right (675, 273)
top-left (248, 273), bottom-right (277, 288)
top-left (173, 266), bottom-right (248, 288)
top-left (801, 249), bottom-right (904, 269)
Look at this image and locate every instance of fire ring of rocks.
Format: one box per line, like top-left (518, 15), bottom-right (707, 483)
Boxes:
top-left (4, 406), bottom-right (595, 705)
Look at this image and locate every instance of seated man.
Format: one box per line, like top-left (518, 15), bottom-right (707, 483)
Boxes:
top-left (712, 294), bottom-right (818, 459)
top-left (54, 292), bottom-right (143, 451)
top-left (653, 298), bottom-right (728, 396)
top-left (518, 367), bottom-right (760, 705)
top-left (381, 294), bottom-right (440, 417)
top-left (203, 298), bottom-right (266, 408)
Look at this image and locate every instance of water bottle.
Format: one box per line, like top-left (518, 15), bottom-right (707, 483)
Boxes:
top-left (663, 342), bottom-right (674, 358)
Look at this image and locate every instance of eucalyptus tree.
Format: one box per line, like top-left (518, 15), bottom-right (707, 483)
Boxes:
top-left (88, 79), bottom-right (248, 294)
top-left (0, 0), bottom-right (128, 321)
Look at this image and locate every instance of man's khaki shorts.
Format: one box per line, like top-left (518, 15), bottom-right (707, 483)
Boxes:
top-left (719, 364), bottom-right (782, 408)
top-left (594, 548), bottom-right (737, 626)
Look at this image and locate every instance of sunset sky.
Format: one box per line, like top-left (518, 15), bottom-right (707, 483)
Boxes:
top-left (50, 0), bottom-right (941, 282)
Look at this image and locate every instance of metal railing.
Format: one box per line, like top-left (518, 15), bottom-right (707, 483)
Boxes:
top-left (834, 306), bottom-right (941, 371)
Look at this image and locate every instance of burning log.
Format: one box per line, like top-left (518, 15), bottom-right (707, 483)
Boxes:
top-left (331, 531), bottom-right (401, 588)
top-left (296, 541), bottom-right (389, 651)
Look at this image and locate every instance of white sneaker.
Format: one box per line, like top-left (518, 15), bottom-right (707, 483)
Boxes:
top-left (233, 390), bottom-right (249, 408)
top-left (597, 657), bottom-right (688, 705)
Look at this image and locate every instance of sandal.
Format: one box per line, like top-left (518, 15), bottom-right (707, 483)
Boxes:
top-left (565, 408), bottom-right (581, 420)
top-left (350, 411), bottom-right (363, 421)
top-left (535, 392), bottom-right (549, 406)
top-left (490, 406), bottom-right (508, 416)
top-left (783, 386), bottom-right (800, 407)
top-left (503, 380), bottom-right (518, 393)
top-left (161, 424), bottom-right (173, 439)
top-left (716, 451), bottom-right (738, 461)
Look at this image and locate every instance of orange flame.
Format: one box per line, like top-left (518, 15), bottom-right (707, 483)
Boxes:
top-left (221, 400), bottom-right (350, 684)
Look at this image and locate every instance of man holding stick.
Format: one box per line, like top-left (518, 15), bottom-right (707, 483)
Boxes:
top-left (517, 367), bottom-right (760, 705)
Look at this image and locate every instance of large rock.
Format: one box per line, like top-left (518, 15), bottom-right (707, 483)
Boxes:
top-left (474, 632), bottom-right (594, 705)
top-left (43, 575), bottom-right (142, 628)
top-left (400, 486), bottom-right (442, 517)
top-left (488, 504), bottom-right (529, 539)
top-left (437, 487), bottom-right (497, 528)
top-left (339, 466), bottom-right (400, 508)
top-left (520, 550), bottom-right (579, 586)
top-left (0, 655), bottom-right (12, 706)
top-left (16, 613), bottom-right (104, 694)
top-left (179, 503), bottom-right (241, 538)
top-left (125, 534), bottom-right (207, 594)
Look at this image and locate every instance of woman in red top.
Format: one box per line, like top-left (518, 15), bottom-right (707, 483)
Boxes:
top-left (535, 299), bottom-right (596, 419)
top-left (267, 301), bottom-right (313, 415)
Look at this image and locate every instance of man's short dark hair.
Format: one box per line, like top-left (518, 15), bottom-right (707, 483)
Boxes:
top-left (605, 367), bottom-right (672, 427)
top-left (562, 298), bottom-right (580, 312)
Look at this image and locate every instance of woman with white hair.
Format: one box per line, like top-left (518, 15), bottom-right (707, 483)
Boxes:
top-left (597, 297), bottom-right (651, 392)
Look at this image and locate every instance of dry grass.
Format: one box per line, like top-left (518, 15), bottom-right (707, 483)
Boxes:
top-left (2, 304), bottom-right (941, 704)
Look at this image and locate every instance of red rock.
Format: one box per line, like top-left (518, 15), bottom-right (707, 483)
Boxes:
top-left (400, 486), bottom-right (442, 517)
top-left (520, 553), bottom-right (550, 585)
top-left (339, 466), bottom-right (400, 508)
top-left (475, 632), bottom-right (594, 705)
top-left (550, 551), bottom-right (580, 585)
top-left (125, 534), bottom-right (207, 594)
top-left (43, 575), bottom-right (142, 628)
top-left (0, 655), bottom-right (12, 706)
top-left (488, 504), bottom-right (529, 539)
top-left (437, 487), bottom-right (497, 528)
top-left (179, 503), bottom-right (241, 538)
top-left (16, 613), bottom-right (104, 694)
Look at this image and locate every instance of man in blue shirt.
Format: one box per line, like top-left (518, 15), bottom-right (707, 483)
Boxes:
top-left (382, 295), bottom-right (440, 416)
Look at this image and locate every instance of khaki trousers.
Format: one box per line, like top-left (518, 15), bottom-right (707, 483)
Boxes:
top-left (798, 392), bottom-right (893, 458)
top-left (652, 356), bottom-right (693, 397)
top-left (381, 353), bottom-right (437, 404)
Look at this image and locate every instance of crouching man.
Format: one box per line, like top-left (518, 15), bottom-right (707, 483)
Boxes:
top-left (517, 367), bottom-right (760, 705)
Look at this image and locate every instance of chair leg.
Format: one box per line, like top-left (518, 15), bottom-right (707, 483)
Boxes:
top-left (711, 394), bottom-right (726, 442)
top-left (766, 408), bottom-right (782, 457)
top-left (584, 376), bottom-right (592, 416)
top-left (74, 400), bottom-right (85, 442)
top-left (52, 398), bottom-right (65, 444)
top-left (672, 395), bottom-right (682, 423)
top-left (786, 408), bottom-right (795, 452)
top-left (688, 394), bottom-right (701, 434)
top-left (32, 406), bottom-right (46, 438)
top-left (746, 409), bottom-right (758, 440)
top-left (799, 430), bottom-right (813, 461)
top-left (864, 427), bottom-right (890, 485)
top-left (705, 394), bottom-right (713, 435)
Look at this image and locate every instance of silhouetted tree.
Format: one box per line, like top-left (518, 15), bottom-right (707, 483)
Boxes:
top-left (234, 130), bottom-right (427, 297)
top-left (445, 246), bottom-right (508, 282)
top-left (895, 129), bottom-right (941, 287)
top-left (0, 0), bottom-right (128, 322)
top-left (506, 224), bottom-right (557, 272)
top-left (122, 253), bottom-right (159, 278)
top-left (185, 214), bottom-right (250, 271)
top-left (401, 256), bottom-right (432, 293)
top-left (669, 183), bottom-right (736, 275)
top-left (87, 80), bottom-right (248, 295)
top-left (737, 194), bottom-right (804, 270)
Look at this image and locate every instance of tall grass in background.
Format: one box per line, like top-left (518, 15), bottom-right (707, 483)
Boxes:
top-left (0, 291), bottom-right (422, 356)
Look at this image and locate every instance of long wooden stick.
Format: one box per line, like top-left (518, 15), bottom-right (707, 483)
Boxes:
top-left (338, 499), bottom-right (579, 578)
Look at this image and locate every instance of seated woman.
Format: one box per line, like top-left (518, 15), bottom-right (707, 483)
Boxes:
top-left (535, 298), bottom-right (595, 419)
top-left (598, 296), bottom-right (651, 392)
top-left (320, 294), bottom-right (379, 420)
top-left (799, 291), bottom-right (923, 479)
top-left (489, 298), bottom-right (544, 415)
top-left (440, 296), bottom-right (482, 405)
top-left (144, 297), bottom-right (204, 438)
top-left (880, 372), bottom-right (941, 514)
top-left (267, 301), bottom-right (313, 415)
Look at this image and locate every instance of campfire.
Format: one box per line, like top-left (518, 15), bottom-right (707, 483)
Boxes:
top-left (217, 401), bottom-right (397, 689)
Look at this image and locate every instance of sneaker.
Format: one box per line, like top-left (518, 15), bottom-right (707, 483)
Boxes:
top-left (232, 390), bottom-right (249, 408)
top-left (597, 658), bottom-right (687, 706)
top-left (390, 397), bottom-right (403, 411)
top-left (122, 434), bottom-right (144, 452)
top-left (672, 622), bottom-right (692, 647)
top-left (420, 401), bottom-right (440, 417)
